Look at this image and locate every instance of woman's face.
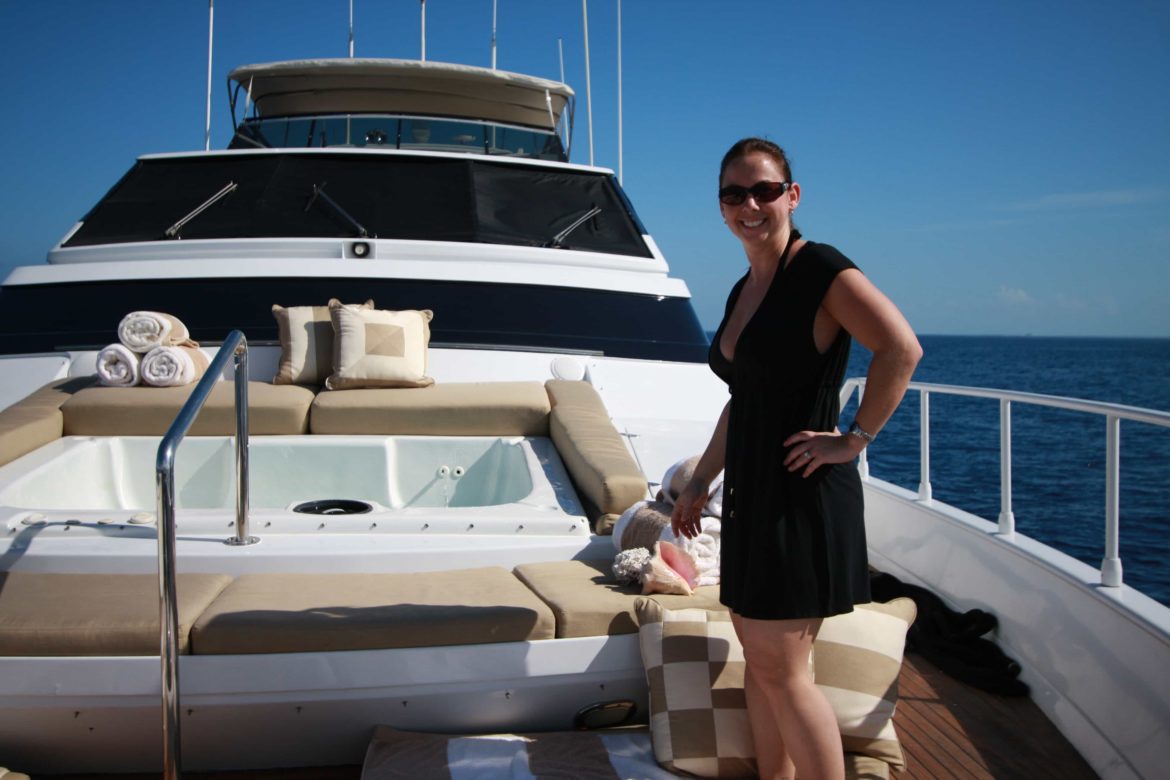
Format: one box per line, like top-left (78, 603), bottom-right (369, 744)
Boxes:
top-left (719, 152), bottom-right (799, 252)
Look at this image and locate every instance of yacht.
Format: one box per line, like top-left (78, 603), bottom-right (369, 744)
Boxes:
top-left (0, 57), bottom-right (1166, 778)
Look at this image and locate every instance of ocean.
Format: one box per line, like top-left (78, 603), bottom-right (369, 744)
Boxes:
top-left (841, 335), bottom-right (1170, 607)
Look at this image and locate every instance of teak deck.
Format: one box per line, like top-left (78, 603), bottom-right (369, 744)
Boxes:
top-left (43, 651), bottom-right (1098, 780)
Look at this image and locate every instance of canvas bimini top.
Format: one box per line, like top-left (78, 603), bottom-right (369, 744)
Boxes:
top-left (228, 59), bottom-right (575, 160)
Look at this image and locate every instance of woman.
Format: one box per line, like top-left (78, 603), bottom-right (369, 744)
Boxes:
top-left (671, 137), bottom-right (921, 780)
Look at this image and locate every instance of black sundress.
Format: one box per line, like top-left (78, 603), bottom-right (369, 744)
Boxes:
top-left (709, 241), bottom-right (871, 619)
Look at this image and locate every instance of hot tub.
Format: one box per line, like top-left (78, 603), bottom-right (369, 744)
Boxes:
top-left (0, 435), bottom-right (609, 574)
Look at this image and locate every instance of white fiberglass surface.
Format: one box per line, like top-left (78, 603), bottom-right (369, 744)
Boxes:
top-left (0, 436), bottom-right (534, 511)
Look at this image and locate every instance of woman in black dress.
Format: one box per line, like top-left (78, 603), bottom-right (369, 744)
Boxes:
top-left (671, 138), bottom-right (921, 780)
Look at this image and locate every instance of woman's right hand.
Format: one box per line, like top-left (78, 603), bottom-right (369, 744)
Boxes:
top-left (670, 479), bottom-right (710, 540)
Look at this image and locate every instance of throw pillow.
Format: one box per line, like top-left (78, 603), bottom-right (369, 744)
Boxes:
top-left (324, 299), bottom-right (435, 390)
top-left (815, 597), bottom-right (917, 769)
top-left (634, 598), bottom-right (756, 778)
top-left (272, 300), bottom-right (373, 385)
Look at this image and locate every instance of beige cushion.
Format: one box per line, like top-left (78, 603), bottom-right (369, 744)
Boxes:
top-left (324, 299), bottom-right (434, 390)
top-left (272, 299), bottom-right (373, 386)
top-left (0, 572), bottom-right (232, 656)
top-left (61, 381), bottom-right (316, 435)
top-left (513, 559), bottom-right (723, 638)
top-left (545, 380), bottom-right (647, 527)
top-left (631, 598), bottom-right (914, 777)
top-left (0, 377), bottom-right (95, 467)
top-left (815, 598), bottom-right (917, 769)
top-left (310, 382), bottom-right (551, 436)
top-left (634, 599), bottom-right (756, 778)
top-left (191, 568), bottom-right (555, 654)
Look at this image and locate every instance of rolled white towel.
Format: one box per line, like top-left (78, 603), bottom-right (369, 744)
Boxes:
top-left (657, 455), bottom-right (724, 518)
top-left (118, 311), bottom-right (195, 353)
top-left (95, 343), bottom-right (141, 387)
top-left (141, 345), bottom-right (209, 387)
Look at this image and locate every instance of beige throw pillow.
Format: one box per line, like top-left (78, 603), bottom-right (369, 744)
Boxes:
top-left (814, 597), bottom-right (917, 769)
top-left (634, 598), bottom-right (916, 777)
top-left (325, 299), bottom-right (435, 390)
top-left (272, 300), bottom-right (373, 385)
top-left (634, 598), bottom-right (756, 778)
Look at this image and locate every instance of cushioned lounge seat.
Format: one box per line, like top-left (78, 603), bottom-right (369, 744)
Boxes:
top-left (309, 381), bottom-right (551, 435)
top-left (0, 572), bottom-right (232, 656)
top-left (191, 567), bottom-right (556, 654)
top-left (61, 382), bottom-right (316, 435)
top-left (513, 559), bottom-right (723, 638)
top-left (545, 380), bottom-right (648, 533)
top-left (0, 377), bottom-right (96, 468)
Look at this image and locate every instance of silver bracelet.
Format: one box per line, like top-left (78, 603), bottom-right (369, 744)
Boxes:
top-left (848, 420), bottom-right (875, 444)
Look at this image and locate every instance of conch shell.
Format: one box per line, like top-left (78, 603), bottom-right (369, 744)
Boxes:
top-left (641, 540), bottom-right (700, 596)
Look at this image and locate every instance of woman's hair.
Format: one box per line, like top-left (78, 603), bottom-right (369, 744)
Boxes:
top-left (718, 137), bottom-right (794, 185)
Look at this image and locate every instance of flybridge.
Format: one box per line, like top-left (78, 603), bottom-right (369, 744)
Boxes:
top-left (228, 59), bottom-right (575, 161)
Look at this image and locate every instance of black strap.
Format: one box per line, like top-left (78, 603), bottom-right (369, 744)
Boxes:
top-left (780, 229), bottom-right (802, 268)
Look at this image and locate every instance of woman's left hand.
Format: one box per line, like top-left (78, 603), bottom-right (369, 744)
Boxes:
top-left (782, 429), bottom-right (863, 477)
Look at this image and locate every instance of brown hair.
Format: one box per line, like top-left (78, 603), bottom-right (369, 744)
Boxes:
top-left (718, 137), bottom-right (794, 186)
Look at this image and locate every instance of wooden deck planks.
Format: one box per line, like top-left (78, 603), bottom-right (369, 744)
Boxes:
top-left (894, 651), bottom-right (1099, 779)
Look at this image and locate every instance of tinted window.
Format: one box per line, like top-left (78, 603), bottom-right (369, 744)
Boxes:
top-left (0, 278), bottom-right (709, 362)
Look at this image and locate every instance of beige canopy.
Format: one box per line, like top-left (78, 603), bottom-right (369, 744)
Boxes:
top-left (228, 58), bottom-right (574, 131)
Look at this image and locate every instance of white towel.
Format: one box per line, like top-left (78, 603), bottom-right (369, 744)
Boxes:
top-left (140, 345), bottom-right (209, 387)
top-left (612, 499), bottom-right (721, 586)
top-left (658, 455), bottom-right (724, 518)
top-left (95, 343), bottom-right (141, 387)
top-left (118, 311), bottom-right (196, 353)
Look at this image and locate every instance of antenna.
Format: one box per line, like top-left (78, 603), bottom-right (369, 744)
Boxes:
top-left (491, 0), bottom-right (498, 69)
top-left (581, 0), bottom-right (594, 166)
top-left (348, 0), bottom-right (354, 57)
top-left (204, 0), bottom-right (214, 151)
top-left (420, 0), bottom-right (427, 61)
top-left (617, 0), bottom-right (623, 184)
top-left (558, 38), bottom-right (565, 83)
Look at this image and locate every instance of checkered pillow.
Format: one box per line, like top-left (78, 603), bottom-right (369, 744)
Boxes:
top-left (814, 597), bottom-right (916, 769)
top-left (634, 598), bottom-right (756, 778)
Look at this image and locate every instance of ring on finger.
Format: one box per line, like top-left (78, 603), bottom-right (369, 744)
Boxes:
top-left (803, 451), bottom-right (812, 459)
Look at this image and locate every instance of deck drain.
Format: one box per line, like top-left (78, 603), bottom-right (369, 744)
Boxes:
top-left (292, 499), bottom-right (373, 515)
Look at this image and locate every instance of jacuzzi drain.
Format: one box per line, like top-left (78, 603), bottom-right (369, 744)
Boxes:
top-left (292, 499), bottom-right (374, 515)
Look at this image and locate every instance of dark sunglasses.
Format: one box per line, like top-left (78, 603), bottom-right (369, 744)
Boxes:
top-left (718, 180), bottom-right (790, 206)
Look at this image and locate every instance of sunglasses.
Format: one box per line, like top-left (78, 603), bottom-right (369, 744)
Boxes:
top-left (718, 180), bottom-right (790, 206)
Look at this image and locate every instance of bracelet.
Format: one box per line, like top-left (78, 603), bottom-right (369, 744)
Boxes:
top-left (847, 420), bottom-right (875, 444)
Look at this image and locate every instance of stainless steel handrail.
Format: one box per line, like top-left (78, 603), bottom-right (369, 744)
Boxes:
top-left (155, 330), bottom-right (256, 780)
top-left (841, 378), bottom-right (1170, 589)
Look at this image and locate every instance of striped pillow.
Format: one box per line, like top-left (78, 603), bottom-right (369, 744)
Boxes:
top-left (272, 300), bottom-right (373, 385)
top-left (814, 597), bottom-right (917, 768)
top-left (634, 598), bottom-right (756, 778)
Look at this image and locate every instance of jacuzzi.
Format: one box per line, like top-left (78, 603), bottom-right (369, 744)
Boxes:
top-left (0, 436), bottom-right (609, 574)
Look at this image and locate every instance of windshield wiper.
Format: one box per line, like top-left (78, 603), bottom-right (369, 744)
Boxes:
top-left (305, 182), bottom-right (372, 238)
top-left (164, 181), bottom-right (238, 239)
top-left (545, 205), bottom-right (602, 248)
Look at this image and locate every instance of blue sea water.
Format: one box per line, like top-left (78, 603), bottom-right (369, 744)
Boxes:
top-left (842, 335), bottom-right (1170, 607)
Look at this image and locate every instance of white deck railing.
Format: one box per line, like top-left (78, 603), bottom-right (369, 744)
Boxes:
top-left (840, 379), bottom-right (1170, 589)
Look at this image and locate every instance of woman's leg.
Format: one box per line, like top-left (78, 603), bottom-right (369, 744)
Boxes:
top-left (732, 613), bottom-right (844, 780)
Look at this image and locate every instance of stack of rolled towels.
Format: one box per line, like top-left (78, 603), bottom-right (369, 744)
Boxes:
top-left (96, 312), bottom-right (208, 387)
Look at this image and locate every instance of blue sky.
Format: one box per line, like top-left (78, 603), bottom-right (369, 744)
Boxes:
top-left (0, 0), bottom-right (1167, 337)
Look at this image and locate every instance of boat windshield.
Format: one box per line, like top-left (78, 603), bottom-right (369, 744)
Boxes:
top-left (63, 152), bottom-right (648, 256)
top-left (231, 114), bottom-right (567, 161)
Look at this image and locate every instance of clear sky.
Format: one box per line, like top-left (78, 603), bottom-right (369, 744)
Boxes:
top-left (1, 0), bottom-right (1167, 337)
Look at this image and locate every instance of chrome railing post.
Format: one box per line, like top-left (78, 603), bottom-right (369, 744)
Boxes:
top-left (155, 330), bottom-right (253, 779)
top-left (917, 390), bottom-right (932, 502)
top-left (226, 340), bottom-right (256, 546)
top-left (1102, 415), bottom-right (1123, 587)
top-left (156, 435), bottom-right (182, 780)
top-left (998, 398), bottom-right (1016, 536)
